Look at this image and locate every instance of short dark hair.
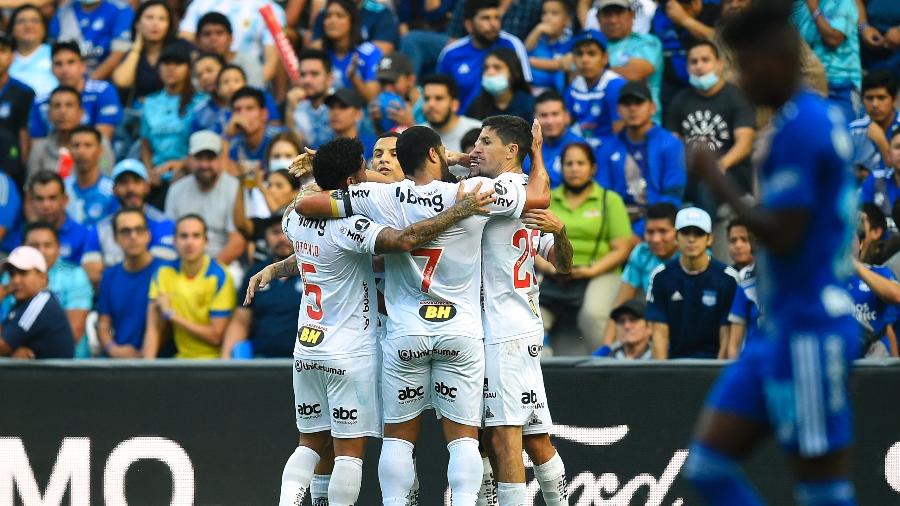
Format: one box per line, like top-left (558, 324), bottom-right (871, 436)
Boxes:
top-left (561, 142), bottom-right (596, 166)
top-left (24, 222), bottom-right (59, 243)
top-left (377, 131), bottom-right (401, 141)
top-left (645, 203), bottom-right (677, 225)
top-left (230, 86), bottom-right (265, 108)
top-left (535, 89), bottom-right (566, 108)
top-left (422, 74), bottom-right (460, 100)
top-left (862, 203), bottom-right (888, 234)
top-left (195, 51), bottom-right (225, 67)
top-left (298, 49), bottom-right (333, 73)
top-left (28, 170), bottom-right (64, 194)
top-left (481, 115), bottom-right (533, 164)
top-left (51, 40), bottom-right (82, 60)
top-left (176, 214), bottom-right (207, 237)
top-left (197, 11), bottom-right (232, 35)
top-left (862, 70), bottom-right (898, 99)
top-left (464, 0), bottom-right (499, 19)
top-left (727, 218), bottom-right (751, 236)
top-left (49, 85), bottom-right (82, 106)
top-left (397, 126), bottom-right (443, 177)
top-left (9, 5), bottom-right (48, 45)
top-left (688, 40), bottom-right (719, 59)
top-left (217, 64), bottom-right (246, 84)
top-left (70, 125), bottom-right (101, 143)
top-left (460, 127), bottom-right (481, 152)
top-left (112, 208), bottom-right (148, 235)
top-left (313, 137), bottom-right (365, 190)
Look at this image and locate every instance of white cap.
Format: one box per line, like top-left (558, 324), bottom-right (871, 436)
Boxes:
top-left (189, 130), bottom-right (222, 156)
top-left (675, 207), bottom-right (712, 234)
top-left (4, 246), bottom-right (47, 273)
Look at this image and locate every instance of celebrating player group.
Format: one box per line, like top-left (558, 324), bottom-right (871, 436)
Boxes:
top-left (246, 115), bottom-right (574, 506)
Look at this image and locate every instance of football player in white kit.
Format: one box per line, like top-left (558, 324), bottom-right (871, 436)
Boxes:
top-left (468, 116), bottom-right (575, 506)
top-left (249, 137), bottom-right (496, 506)
top-left (294, 124), bottom-right (551, 506)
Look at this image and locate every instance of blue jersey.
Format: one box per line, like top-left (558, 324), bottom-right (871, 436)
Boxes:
top-left (229, 126), bottom-right (284, 163)
top-left (523, 129), bottom-right (584, 187)
top-left (329, 42), bottom-right (382, 90)
top-left (848, 264), bottom-right (897, 337)
top-left (729, 275), bottom-right (760, 338)
top-left (859, 170), bottom-right (900, 212)
top-left (97, 258), bottom-right (164, 349)
top-left (756, 90), bottom-right (857, 333)
top-left (847, 112), bottom-right (900, 175)
top-left (529, 32), bottom-right (573, 90)
top-left (29, 79), bottom-right (123, 138)
top-left (564, 70), bottom-right (626, 147)
top-left (189, 93), bottom-right (282, 135)
top-left (65, 175), bottom-right (118, 226)
top-left (437, 32), bottom-right (533, 113)
top-left (50, 0), bottom-right (134, 71)
top-left (0, 173), bottom-right (23, 253)
top-left (58, 214), bottom-right (92, 264)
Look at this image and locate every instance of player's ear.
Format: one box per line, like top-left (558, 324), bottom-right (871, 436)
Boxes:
top-left (507, 142), bottom-right (518, 161)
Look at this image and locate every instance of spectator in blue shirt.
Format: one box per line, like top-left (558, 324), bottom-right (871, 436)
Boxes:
top-left (29, 41), bottom-right (123, 141)
top-left (228, 87), bottom-right (282, 167)
top-left (223, 215), bottom-right (301, 358)
top-left (0, 170), bottom-right (23, 254)
top-left (140, 42), bottom-right (205, 184)
top-left (527, 90), bottom-right (584, 187)
top-left (313, 0), bottom-right (400, 55)
top-left (860, 130), bottom-right (900, 213)
top-left (27, 171), bottom-right (92, 264)
top-left (596, 81), bottom-right (686, 235)
top-left (50, 0), bottom-right (134, 80)
top-left (97, 208), bottom-right (165, 358)
top-left (602, 202), bottom-right (679, 346)
top-left (82, 158), bottom-right (176, 268)
top-left (465, 48), bottom-right (535, 122)
top-left (0, 246), bottom-right (74, 359)
top-left (8, 5), bottom-right (58, 97)
top-left (65, 126), bottom-right (117, 227)
top-left (0, 30), bottom-right (35, 186)
top-left (651, 0), bottom-right (720, 105)
top-left (725, 262), bottom-right (759, 358)
top-left (437, 0), bottom-right (533, 113)
top-left (564, 29), bottom-right (627, 148)
top-left (848, 70), bottom-right (900, 186)
top-left (850, 256), bottom-right (900, 358)
top-left (792, 0), bottom-right (862, 122)
top-left (646, 206), bottom-right (738, 359)
top-left (366, 52), bottom-right (425, 133)
top-left (321, 0), bottom-right (383, 102)
top-left (194, 63), bottom-right (282, 137)
top-left (523, 0), bottom-right (574, 92)
top-left (856, 0), bottom-right (900, 74)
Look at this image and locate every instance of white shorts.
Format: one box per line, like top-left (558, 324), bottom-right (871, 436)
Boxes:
top-left (293, 354), bottom-right (382, 438)
top-left (381, 334), bottom-right (484, 427)
top-left (483, 333), bottom-right (553, 435)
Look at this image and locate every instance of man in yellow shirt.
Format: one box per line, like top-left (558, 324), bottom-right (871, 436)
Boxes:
top-left (142, 214), bottom-right (236, 359)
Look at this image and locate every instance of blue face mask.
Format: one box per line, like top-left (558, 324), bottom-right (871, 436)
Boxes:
top-left (689, 70), bottom-right (720, 91)
top-left (481, 74), bottom-right (509, 96)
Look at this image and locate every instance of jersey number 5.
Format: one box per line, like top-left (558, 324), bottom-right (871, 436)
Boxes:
top-left (300, 263), bottom-right (324, 320)
top-left (411, 247), bottom-right (443, 293)
top-left (513, 229), bottom-right (540, 289)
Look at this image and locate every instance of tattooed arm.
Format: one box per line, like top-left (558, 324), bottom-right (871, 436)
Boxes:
top-left (243, 254), bottom-right (300, 306)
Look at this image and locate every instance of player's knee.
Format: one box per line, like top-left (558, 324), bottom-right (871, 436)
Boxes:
top-left (523, 433), bottom-right (556, 465)
top-left (329, 456), bottom-right (363, 506)
top-left (486, 427), bottom-right (521, 461)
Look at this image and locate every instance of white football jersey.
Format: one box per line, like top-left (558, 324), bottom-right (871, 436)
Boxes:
top-left (283, 211), bottom-right (385, 359)
top-left (339, 177), bottom-right (524, 340)
top-left (481, 172), bottom-right (555, 343)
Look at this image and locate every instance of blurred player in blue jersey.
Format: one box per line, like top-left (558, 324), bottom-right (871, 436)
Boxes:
top-left (682, 2), bottom-right (862, 506)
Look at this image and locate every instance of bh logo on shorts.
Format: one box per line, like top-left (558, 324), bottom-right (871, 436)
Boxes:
top-left (297, 325), bottom-right (326, 347)
top-left (297, 403), bottom-right (322, 417)
top-left (419, 303), bottom-right (457, 322)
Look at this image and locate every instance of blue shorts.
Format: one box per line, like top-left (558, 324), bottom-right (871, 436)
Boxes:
top-left (706, 318), bottom-right (860, 457)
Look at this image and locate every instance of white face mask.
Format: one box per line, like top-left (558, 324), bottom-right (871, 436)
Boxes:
top-left (269, 158), bottom-right (292, 171)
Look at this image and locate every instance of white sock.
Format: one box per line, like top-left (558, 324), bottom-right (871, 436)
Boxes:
top-left (329, 456), bottom-right (363, 506)
top-left (533, 452), bottom-right (568, 506)
top-left (497, 482), bottom-right (526, 506)
top-left (476, 457), bottom-right (497, 506)
top-left (311, 474), bottom-right (330, 505)
top-left (405, 457), bottom-right (420, 506)
top-left (447, 438), bottom-right (483, 506)
top-left (379, 438), bottom-right (416, 506)
top-left (278, 446), bottom-right (320, 506)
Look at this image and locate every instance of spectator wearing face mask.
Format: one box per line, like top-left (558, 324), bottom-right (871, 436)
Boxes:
top-left (465, 48), bottom-right (535, 123)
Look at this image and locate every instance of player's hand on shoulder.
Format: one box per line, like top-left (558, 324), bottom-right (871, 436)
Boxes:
top-left (455, 181), bottom-right (496, 216)
top-left (522, 208), bottom-right (564, 234)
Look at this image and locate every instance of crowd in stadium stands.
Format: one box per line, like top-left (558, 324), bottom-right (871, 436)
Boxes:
top-left (0, 0), bottom-right (896, 360)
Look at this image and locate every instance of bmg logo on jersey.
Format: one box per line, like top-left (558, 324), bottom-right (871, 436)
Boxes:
top-left (297, 325), bottom-right (326, 347)
top-left (332, 407), bottom-right (358, 422)
top-left (297, 403), bottom-right (322, 416)
top-left (397, 386), bottom-right (425, 402)
top-left (395, 186), bottom-right (445, 211)
top-left (434, 382), bottom-right (458, 400)
top-left (419, 303), bottom-right (457, 322)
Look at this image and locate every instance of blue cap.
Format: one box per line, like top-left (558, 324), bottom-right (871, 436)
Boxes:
top-left (572, 29), bottom-right (608, 51)
top-left (111, 159), bottom-right (148, 182)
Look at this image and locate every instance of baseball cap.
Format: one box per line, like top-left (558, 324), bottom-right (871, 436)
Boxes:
top-left (377, 53), bottom-right (414, 82)
top-left (572, 29), bottom-right (608, 51)
top-left (189, 130), bottom-right (223, 156)
top-left (618, 81), bottom-right (652, 103)
top-left (325, 88), bottom-right (365, 109)
top-left (0, 31), bottom-right (15, 51)
top-left (610, 298), bottom-right (645, 322)
top-left (4, 246), bottom-right (47, 273)
top-left (158, 40), bottom-right (192, 65)
top-left (675, 207), bottom-right (712, 234)
top-left (597, 0), bottom-right (632, 10)
top-left (111, 159), bottom-right (149, 182)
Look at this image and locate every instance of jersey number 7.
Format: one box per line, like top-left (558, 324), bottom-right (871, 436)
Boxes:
top-left (411, 247), bottom-right (443, 293)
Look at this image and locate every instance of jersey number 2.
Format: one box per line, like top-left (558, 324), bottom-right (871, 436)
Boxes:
top-left (411, 247), bottom-right (443, 293)
top-left (300, 263), bottom-right (324, 320)
top-left (513, 229), bottom-right (540, 289)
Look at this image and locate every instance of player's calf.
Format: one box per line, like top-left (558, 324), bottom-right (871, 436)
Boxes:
top-left (524, 434), bottom-right (568, 506)
top-left (279, 433), bottom-right (329, 506)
